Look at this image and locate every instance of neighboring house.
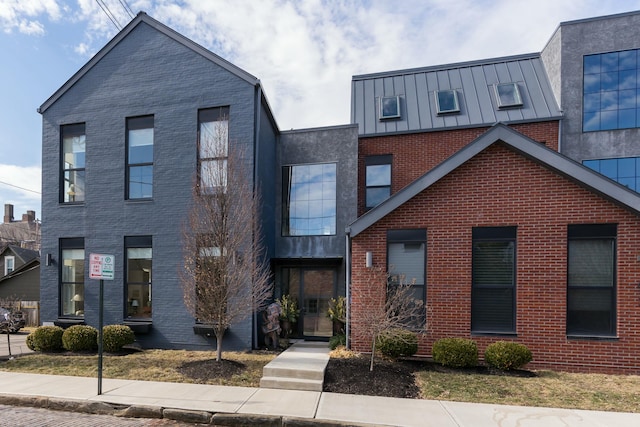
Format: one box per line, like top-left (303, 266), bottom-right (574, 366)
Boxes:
top-left (0, 245), bottom-right (40, 326)
top-left (0, 204), bottom-right (40, 251)
top-left (39, 12), bottom-right (355, 350)
top-left (346, 11), bottom-right (640, 374)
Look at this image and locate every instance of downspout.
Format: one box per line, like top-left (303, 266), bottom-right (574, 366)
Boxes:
top-left (345, 227), bottom-right (351, 349)
top-left (557, 112), bottom-right (563, 153)
top-left (252, 83), bottom-right (262, 350)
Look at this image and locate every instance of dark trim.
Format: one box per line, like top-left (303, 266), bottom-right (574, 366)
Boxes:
top-left (387, 229), bottom-right (427, 242)
top-left (123, 321), bottom-right (152, 334)
top-left (473, 226), bottom-right (517, 240)
top-left (53, 319), bottom-right (85, 329)
top-left (568, 223), bottom-right (617, 239)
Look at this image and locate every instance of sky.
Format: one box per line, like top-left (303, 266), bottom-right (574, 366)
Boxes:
top-left (2, 0), bottom-right (640, 221)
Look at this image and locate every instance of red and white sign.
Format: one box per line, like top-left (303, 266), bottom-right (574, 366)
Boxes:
top-left (89, 253), bottom-right (115, 280)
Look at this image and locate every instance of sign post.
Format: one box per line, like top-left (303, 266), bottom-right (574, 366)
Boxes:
top-left (89, 253), bottom-right (114, 395)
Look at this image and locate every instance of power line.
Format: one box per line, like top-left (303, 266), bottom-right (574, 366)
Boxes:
top-left (119, 0), bottom-right (135, 19)
top-left (0, 180), bottom-right (41, 195)
top-left (96, 0), bottom-right (122, 30)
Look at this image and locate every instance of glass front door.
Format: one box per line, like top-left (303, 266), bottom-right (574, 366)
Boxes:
top-left (281, 267), bottom-right (335, 338)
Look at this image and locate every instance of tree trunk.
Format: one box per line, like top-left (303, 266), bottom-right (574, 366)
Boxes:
top-left (369, 334), bottom-right (376, 372)
top-left (215, 329), bottom-right (223, 362)
top-left (6, 331), bottom-right (11, 357)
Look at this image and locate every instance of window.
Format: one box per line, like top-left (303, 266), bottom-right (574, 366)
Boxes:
top-left (125, 236), bottom-right (152, 319)
top-left (126, 116), bottom-right (154, 199)
top-left (583, 156), bottom-right (640, 191)
top-left (60, 238), bottom-right (84, 317)
top-left (4, 256), bottom-right (15, 276)
top-left (387, 229), bottom-right (426, 327)
top-left (380, 96), bottom-right (401, 119)
top-left (583, 49), bottom-right (640, 131)
top-left (365, 155), bottom-right (392, 209)
top-left (494, 83), bottom-right (523, 108)
top-left (282, 163), bottom-right (336, 236)
top-left (567, 224), bottom-right (616, 337)
top-left (195, 234), bottom-right (226, 323)
top-left (61, 123), bottom-right (86, 203)
top-left (198, 107), bottom-right (229, 191)
top-left (472, 227), bottom-right (516, 334)
top-left (435, 89), bottom-right (460, 114)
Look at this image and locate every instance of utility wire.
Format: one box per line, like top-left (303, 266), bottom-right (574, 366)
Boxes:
top-left (96, 0), bottom-right (122, 30)
top-left (119, 0), bottom-right (135, 19)
top-left (0, 180), bottom-right (41, 195)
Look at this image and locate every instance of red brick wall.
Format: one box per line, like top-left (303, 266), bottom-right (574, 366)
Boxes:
top-left (350, 142), bottom-right (640, 374)
top-left (358, 122), bottom-right (559, 215)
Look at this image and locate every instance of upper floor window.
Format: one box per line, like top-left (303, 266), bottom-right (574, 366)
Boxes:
top-left (282, 163), bottom-right (336, 236)
top-left (584, 49), bottom-right (640, 131)
top-left (60, 238), bottom-right (84, 317)
top-left (61, 123), bottom-right (86, 203)
top-left (494, 83), bottom-right (523, 108)
top-left (435, 89), bottom-right (460, 114)
top-left (125, 236), bottom-right (152, 320)
top-left (4, 256), bottom-right (15, 276)
top-left (472, 226), bottom-right (516, 334)
top-left (567, 224), bottom-right (616, 337)
top-left (379, 96), bottom-right (401, 119)
top-left (126, 116), bottom-right (154, 199)
top-left (583, 156), bottom-right (640, 191)
top-left (365, 155), bottom-right (392, 209)
top-left (198, 107), bottom-right (229, 192)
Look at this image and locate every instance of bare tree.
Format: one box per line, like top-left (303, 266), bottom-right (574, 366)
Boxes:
top-left (181, 115), bottom-right (272, 362)
top-left (357, 266), bottom-right (425, 371)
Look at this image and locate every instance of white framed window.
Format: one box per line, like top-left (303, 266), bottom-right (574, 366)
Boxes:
top-left (494, 83), bottom-right (523, 108)
top-left (435, 90), bottom-right (460, 114)
top-left (379, 96), bottom-right (401, 119)
top-left (4, 256), bottom-right (15, 276)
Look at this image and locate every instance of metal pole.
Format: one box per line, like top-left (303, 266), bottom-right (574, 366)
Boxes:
top-left (98, 279), bottom-right (104, 395)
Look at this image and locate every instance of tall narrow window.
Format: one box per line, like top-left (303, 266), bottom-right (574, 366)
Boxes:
top-left (4, 256), bottom-right (15, 276)
top-left (198, 107), bottom-right (229, 191)
top-left (365, 155), bottom-right (392, 209)
top-left (61, 123), bottom-right (86, 203)
top-left (472, 227), bottom-right (516, 334)
top-left (126, 236), bottom-right (152, 320)
top-left (387, 229), bottom-right (426, 327)
top-left (567, 224), bottom-right (616, 337)
top-left (127, 116), bottom-right (154, 199)
top-left (282, 163), bottom-right (336, 236)
top-left (60, 238), bottom-right (84, 317)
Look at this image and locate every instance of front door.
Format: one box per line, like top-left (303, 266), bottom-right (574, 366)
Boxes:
top-left (281, 267), bottom-right (335, 338)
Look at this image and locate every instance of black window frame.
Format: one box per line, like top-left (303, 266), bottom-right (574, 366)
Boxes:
top-left (60, 123), bottom-right (86, 204)
top-left (59, 237), bottom-right (85, 318)
top-left (125, 235), bottom-right (152, 321)
top-left (126, 115), bottom-right (154, 200)
top-left (198, 107), bottom-right (229, 192)
top-left (567, 224), bottom-right (617, 338)
top-left (365, 155), bottom-right (392, 210)
top-left (471, 226), bottom-right (517, 335)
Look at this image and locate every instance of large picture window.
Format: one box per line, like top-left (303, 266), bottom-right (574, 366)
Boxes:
top-left (583, 156), bottom-right (640, 192)
top-left (198, 107), bottom-right (229, 191)
top-left (472, 227), bottom-right (516, 334)
top-left (60, 238), bottom-right (84, 317)
top-left (365, 155), bottom-right (392, 209)
top-left (126, 236), bottom-right (152, 320)
top-left (61, 123), bottom-right (86, 203)
top-left (126, 116), bottom-right (154, 199)
top-left (282, 163), bottom-right (336, 236)
top-left (567, 224), bottom-right (616, 337)
top-left (583, 49), bottom-right (640, 131)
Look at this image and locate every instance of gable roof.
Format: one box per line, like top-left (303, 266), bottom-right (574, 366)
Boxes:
top-left (0, 245), bottom-right (39, 264)
top-left (351, 54), bottom-right (562, 137)
top-left (347, 124), bottom-right (640, 237)
top-left (38, 12), bottom-right (271, 116)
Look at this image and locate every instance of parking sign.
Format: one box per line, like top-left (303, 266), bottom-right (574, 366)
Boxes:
top-left (89, 253), bottom-right (115, 280)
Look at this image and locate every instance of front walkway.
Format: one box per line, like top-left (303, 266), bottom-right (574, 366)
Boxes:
top-left (260, 340), bottom-right (330, 391)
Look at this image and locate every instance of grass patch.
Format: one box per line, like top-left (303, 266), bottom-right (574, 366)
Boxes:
top-left (0, 350), bottom-right (276, 388)
top-left (416, 369), bottom-right (640, 413)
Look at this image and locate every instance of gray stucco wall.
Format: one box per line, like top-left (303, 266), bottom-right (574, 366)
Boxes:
top-left (541, 12), bottom-right (640, 161)
top-left (276, 125), bottom-right (358, 295)
top-left (40, 22), bottom-right (259, 351)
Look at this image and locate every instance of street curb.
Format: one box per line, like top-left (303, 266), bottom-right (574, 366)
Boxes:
top-left (0, 394), bottom-right (385, 426)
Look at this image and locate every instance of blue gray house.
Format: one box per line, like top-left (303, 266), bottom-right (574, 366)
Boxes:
top-left (38, 12), bottom-right (356, 350)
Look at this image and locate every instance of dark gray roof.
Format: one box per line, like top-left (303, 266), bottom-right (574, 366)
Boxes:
top-left (1, 245), bottom-right (39, 264)
top-left (347, 124), bottom-right (640, 237)
top-left (351, 54), bottom-right (562, 137)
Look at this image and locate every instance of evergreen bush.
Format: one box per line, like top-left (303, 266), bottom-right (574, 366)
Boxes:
top-left (375, 328), bottom-right (419, 358)
top-left (28, 326), bottom-right (64, 352)
top-left (102, 325), bottom-right (135, 353)
top-left (329, 333), bottom-right (346, 350)
top-left (432, 337), bottom-right (478, 368)
top-left (62, 325), bottom-right (98, 352)
top-left (484, 341), bottom-right (533, 370)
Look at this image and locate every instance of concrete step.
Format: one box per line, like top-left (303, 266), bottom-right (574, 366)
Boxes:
top-left (263, 364), bottom-right (325, 381)
top-left (259, 376), bottom-right (324, 392)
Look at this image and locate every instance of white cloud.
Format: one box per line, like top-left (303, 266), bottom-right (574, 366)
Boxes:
top-left (0, 0), bottom-right (61, 34)
top-left (0, 164), bottom-right (42, 219)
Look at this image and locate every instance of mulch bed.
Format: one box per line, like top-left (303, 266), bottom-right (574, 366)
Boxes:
top-left (176, 359), bottom-right (246, 382)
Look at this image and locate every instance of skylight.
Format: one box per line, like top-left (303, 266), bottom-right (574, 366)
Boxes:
top-left (495, 83), bottom-right (523, 108)
top-left (380, 96), bottom-right (401, 119)
top-left (435, 90), bottom-right (460, 114)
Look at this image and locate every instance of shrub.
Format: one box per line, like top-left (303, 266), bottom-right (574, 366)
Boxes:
top-left (25, 332), bottom-right (36, 351)
top-left (432, 337), bottom-right (478, 368)
top-left (102, 325), bottom-right (135, 353)
top-left (62, 325), bottom-right (98, 352)
top-left (329, 333), bottom-right (346, 350)
top-left (375, 328), bottom-right (418, 358)
top-left (28, 326), bottom-right (64, 352)
top-left (484, 341), bottom-right (533, 370)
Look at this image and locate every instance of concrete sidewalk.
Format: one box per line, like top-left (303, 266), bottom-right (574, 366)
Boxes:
top-left (1, 370), bottom-right (640, 426)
